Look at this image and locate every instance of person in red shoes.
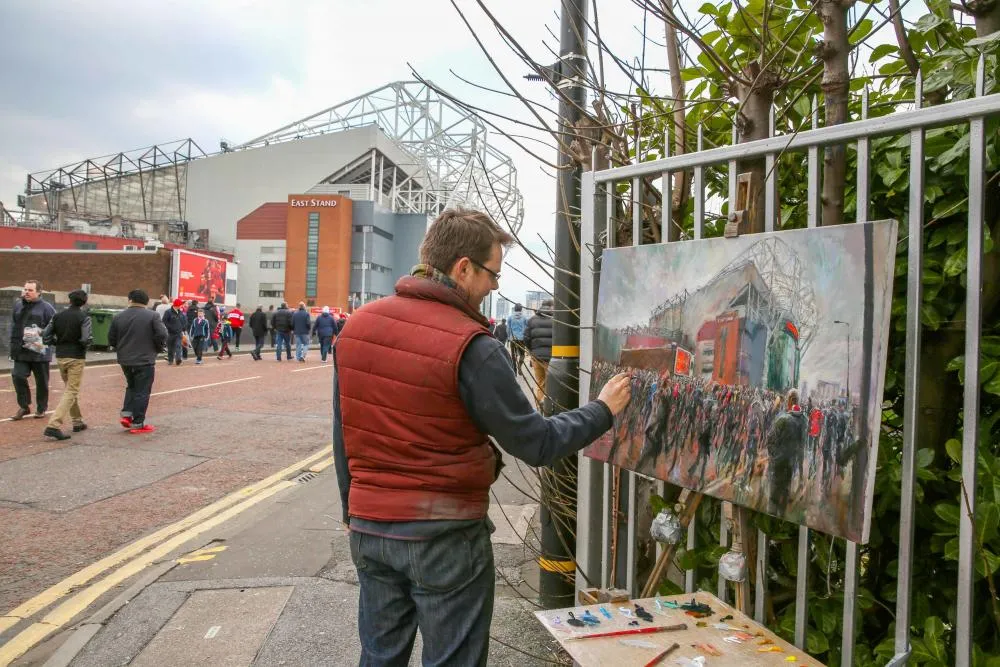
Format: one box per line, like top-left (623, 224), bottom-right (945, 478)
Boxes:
top-left (226, 303), bottom-right (245, 350)
top-left (107, 289), bottom-right (166, 434)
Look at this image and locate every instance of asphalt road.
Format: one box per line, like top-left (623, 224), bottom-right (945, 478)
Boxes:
top-left (0, 352), bottom-right (334, 616)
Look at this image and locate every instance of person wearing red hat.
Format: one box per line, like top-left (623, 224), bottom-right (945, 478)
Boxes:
top-left (161, 298), bottom-right (188, 366)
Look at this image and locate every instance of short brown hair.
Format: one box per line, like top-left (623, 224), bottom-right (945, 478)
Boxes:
top-left (25, 279), bottom-right (42, 292)
top-left (419, 208), bottom-right (515, 274)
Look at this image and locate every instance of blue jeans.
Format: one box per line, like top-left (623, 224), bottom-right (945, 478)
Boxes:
top-left (319, 335), bottom-right (333, 361)
top-left (166, 333), bottom-right (184, 363)
top-left (275, 332), bottom-right (291, 360)
top-left (350, 520), bottom-right (494, 666)
top-left (295, 334), bottom-right (310, 360)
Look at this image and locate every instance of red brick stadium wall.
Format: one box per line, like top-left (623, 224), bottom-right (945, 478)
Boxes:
top-left (0, 249), bottom-right (172, 299)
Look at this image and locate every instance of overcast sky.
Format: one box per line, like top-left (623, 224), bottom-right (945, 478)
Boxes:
top-left (0, 0), bottom-right (920, 310)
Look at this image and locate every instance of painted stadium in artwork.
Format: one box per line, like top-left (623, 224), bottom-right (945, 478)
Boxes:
top-left (585, 221), bottom-right (898, 542)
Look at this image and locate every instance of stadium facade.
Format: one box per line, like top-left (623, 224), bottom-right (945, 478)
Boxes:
top-left (11, 81), bottom-right (524, 311)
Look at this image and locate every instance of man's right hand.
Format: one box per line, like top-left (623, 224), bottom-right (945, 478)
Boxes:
top-left (597, 372), bottom-right (632, 416)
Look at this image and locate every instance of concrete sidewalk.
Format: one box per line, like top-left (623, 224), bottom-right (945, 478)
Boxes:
top-left (13, 457), bottom-right (564, 666)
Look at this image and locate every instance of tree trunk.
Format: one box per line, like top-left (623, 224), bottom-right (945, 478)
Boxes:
top-left (888, 0), bottom-right (920, 77)
top-left (967, 0), bottom-right (1000, 36)
top-left (817, 0), bottom-right (854, 227)
top-left (733, 63), bottom-right (778, 234)
top-left (661, 0), bottom-right (689, 241)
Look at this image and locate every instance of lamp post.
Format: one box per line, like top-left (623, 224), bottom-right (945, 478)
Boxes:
top-left (833, 320), bottom-right (850, 404)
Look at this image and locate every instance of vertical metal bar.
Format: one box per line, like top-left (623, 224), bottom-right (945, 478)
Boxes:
top-left (718, 513), bottom-right (729, 602)
top-left (661, 128), bottom-right (673, 243)
top-left (764, 105), bottom-right (777, 233)
top-left (807, 96), bottom-right (820, 228)
top-left (794, 525), bottom-right (809, 648)
top-left (728, 125), bottom-right (738, 221)
top-left (842, 85), bottom-right (869, 667)
top-left (576, 170), bottom-right (602, 595)
top-left (685, 517), bottom-right (696, 593)
top-left (602, 181), bottom-right (615, 589)
top-left (956, 57), bottom-right (986, 667)
top-left (896, 70), bottom-right (924, 663)
top-left (693, 127), bottom-right (705, 240)
top-left (626, 471), bottom-right (637, 595)
top-left (755, 530), bottom-right (768, 623)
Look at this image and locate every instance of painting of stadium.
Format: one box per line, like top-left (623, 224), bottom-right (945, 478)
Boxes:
top-left (585, 221), bottom-right (897, 542)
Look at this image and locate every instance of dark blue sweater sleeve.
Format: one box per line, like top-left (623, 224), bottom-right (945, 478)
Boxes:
top-left (458, 335), bottom-right (613, 466)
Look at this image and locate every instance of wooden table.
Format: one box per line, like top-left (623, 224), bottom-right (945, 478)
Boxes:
top-left (534, 591), bottom-right (825, 667)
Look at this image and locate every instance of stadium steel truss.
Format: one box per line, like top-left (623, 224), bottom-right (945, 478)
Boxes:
top-left (22, 81), bottom-right (524, 236)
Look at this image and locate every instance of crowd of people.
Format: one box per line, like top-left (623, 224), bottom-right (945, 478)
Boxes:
top-left (590, 358), bottom-right (859, 515)
top-left (8, 278), bottom-right (349, 440)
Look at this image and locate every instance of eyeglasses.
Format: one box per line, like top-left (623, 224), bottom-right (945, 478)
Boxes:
top-left (470, 259), bottom-right (501, 282)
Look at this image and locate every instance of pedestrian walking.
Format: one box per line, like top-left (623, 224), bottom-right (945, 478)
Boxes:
top-left (9, 279), bottom-right (56, 420)
top-left (41, 289), bottom-right (91, 440)
top-left (271, 303), bottom-right (293, 361)
top-left (108, 289), bottom-right (167, 434)
top-left (312, 306), bottom-right (337, 362)
top-left (249, 305), bottom-right (267, 360)
top-left (162, 299), bottom-right (187, 365)
top-left (765, 389), bottom-right (807, 515)
top-left (493, 318), bottom-right (508, 345)
top-left (154, 294), bottom-right (171, 317)
top-left (507, 303), bottom-right (528, 372)
top-left (334, 207), bottom-right (632, 666)
top-left (189, 310), bottom-right (210, 364)
top-left (227, 303), bottom-right (245, 350)
top-left (292, 302), bottom-right (311, 362)
top-left (266, 304), bottom-right (276, 347)
top-left (214, 317), bottom-right (233, 359)
top-left (523, 298), bottom-right (554, 406)
top-left (204, 298), bottom-right (220, 352)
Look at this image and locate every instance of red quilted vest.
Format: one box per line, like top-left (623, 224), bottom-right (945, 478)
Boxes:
top-left (337, 276), bottom-right (496, 521)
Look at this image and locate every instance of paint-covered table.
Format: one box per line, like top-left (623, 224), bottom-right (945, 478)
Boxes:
top-left (534, 591), bottom-right (825, 667)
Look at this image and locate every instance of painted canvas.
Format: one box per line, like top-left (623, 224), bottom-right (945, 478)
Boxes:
top-left (585, 221), bottom-right (898, 542)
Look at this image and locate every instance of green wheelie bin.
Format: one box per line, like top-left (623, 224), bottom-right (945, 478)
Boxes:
top-left (88, 309), bottom-right (120, 348)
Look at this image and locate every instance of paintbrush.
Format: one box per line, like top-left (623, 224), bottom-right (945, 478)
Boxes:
top-left (643, 642), bottom-right (680, 667)
top-left (564, 623), bottom-right (687, 641)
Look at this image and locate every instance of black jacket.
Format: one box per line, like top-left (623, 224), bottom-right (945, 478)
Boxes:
top-left (249, 310), bottom-right (268, 337)
top-left (43, 306), bottom-right (92, 359)
top-left (271, 308), bottom-right (293, 333)
top-left (108, 305), bottom-right (168, 366)
top-left (494, 320), bottom-right (508, 344)
top-left (523, 310), bottom-right (553, 362)
top-left (162, 307), bottom-right (187, 335)
top-left (10, 298), bottom-right (56, 362)
top-left (204, 301), bottom-right (219, 327)
top-left (185, 304), bottom-right (198, 327)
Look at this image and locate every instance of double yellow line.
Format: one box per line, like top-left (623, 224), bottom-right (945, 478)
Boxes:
top-left (0, 447), bottom-right (332, 665)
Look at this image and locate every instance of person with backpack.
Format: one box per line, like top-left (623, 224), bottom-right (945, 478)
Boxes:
top-left (189, 309), bottom-right (211, 365)
top-left (506, 303), bottom-right (528, 371)
top-left (214, 316), bottom-right (233, 359)
top-left (41, 289), bottom-right (92, 440)
top-left (523, 299), bottom-right (554, 406)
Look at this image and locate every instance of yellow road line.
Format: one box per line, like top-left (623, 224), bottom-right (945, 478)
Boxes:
top-left (151, 376), bottom-right (261, 397)
top-left (0, 446), bottom-right (328, 634)
top-left (0, 480), bottom-right (294, 666)
top-left (308, 457), bottom-right (334, 473)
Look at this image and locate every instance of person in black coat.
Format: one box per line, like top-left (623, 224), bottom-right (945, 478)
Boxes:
top-left (271, 303), bottom-right (293, 361)
top-left (523, 299), bottom-right (554, 406)
top-left (248, 305), bottom-right (268, 361)
top-left (9, 279), bottom-right (57, 420)
top-left (161, 299), bottom-right (188, 365)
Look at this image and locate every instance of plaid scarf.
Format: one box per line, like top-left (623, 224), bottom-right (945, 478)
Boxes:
top-left (410, 263), bottom-right (458, 290)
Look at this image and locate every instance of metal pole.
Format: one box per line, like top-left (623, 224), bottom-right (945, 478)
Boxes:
top-left (539, 0), bottom-right (587, 609)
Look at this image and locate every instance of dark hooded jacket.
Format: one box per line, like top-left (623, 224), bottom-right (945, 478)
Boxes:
top-left (523, 307), bottom-right (553, 362)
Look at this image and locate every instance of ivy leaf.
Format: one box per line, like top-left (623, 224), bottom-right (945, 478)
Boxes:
top-left (869, 43), bottom-right (897, 62)
top-left (678, 548), bottom-right (699, 570)
top-left (923, 67), bottom-right (953, 94)
top-left (944, 536), bottom-right (960, 560)
top-left (985, 373), bottom-right (1000, 397)
top-left (967, 31), bottom-right (1000, 47)
top-left (921, 303), bottom-right (942, 330)
top-left (946, 355), bottom-right (964, 373)
top-left (934, 501), bottom-right (960, 525)
top-left (924, 616), bottom-right (947, 663)
top-left (946, 438), bottom-right (963, 463)
top-left (916, 448), bottom-right (935, 468)
top-left (935, 133), bottom-right (971, 168)
top-left (943, 247), bottom-right (968, 276)
top-left (978, 502), bottom-right (999, 543)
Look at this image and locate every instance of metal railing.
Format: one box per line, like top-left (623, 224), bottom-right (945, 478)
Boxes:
top-left (575, 57), bottom-right (997, 666)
